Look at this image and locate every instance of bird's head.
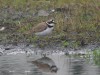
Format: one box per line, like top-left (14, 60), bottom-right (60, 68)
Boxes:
top-left (46, 19), bottom-right (56, 27)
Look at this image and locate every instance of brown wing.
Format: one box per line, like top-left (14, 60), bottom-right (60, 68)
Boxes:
top-left (30, 22), bottom-right (47, 33)
top-left (25, 22), bottom-right (47, 34)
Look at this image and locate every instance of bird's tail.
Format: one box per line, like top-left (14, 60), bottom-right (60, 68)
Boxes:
top-left (23, 30), bottom-right (35, 36)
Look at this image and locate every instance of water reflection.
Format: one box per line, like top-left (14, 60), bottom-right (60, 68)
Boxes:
top-left (70, 60), bottom-right (85, 75)
top-left (0, 51), bottom-right (100, 75)
top-left (31, 56), bottom-right (58, 73)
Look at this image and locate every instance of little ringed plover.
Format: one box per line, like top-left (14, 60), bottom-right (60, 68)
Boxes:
top-left (25, 19), bottom-right (56, 36)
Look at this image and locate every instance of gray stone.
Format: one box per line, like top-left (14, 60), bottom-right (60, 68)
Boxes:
top-left (38, 10), bottom-right (49, 16)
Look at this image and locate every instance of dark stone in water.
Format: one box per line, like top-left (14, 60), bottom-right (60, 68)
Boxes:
top-left (5, 48), bottom-right (11, 50)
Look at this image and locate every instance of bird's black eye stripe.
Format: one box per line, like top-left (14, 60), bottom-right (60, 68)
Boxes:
top-left (48, 25), bottom-right (53, 28)
top-left (48, 21), bottom-right (54, 24)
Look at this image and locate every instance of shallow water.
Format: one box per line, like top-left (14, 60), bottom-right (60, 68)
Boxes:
top-left (0, 50), bottom-right (100, 75)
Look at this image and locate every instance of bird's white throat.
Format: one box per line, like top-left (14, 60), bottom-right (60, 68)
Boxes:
top-left (48, 23), bottom-right (55, 26)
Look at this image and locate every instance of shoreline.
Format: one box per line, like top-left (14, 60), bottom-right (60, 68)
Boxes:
top-left (0, 42), bottom-right (99, 56)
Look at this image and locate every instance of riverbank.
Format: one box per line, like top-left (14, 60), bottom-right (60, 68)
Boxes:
top-left (0, 42), bottom-right (100, 56)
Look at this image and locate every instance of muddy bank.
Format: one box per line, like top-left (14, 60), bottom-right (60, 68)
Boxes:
top-left (0, 42), bottom-right (100, 56)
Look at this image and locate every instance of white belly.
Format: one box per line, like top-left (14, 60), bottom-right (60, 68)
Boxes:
top-left (35, 27), bottom-right (54, 36)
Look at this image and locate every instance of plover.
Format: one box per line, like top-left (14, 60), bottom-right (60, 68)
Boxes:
top-left (25, 19), bottom-right (56, 36)
top-left (31, 57), bottom-right (58, 73)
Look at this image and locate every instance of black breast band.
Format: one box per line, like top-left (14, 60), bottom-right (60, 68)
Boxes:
top-left (48, 25), bottom-right (53, 28)
top-left (45, 22), bottom-right (53, 28)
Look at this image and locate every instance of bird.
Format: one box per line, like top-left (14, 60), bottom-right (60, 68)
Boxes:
top-left (25, 19), bottom-right (56, 36)
top-left (31, 56), bottom-right (58, 73)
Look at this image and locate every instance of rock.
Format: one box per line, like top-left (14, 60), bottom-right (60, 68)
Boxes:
top-left (55, 7), bottom-right (68, 12)
top-left (38, 10), bottom-right (49, 16)
top-left (11, 11), bottom-right (23, 20)
top-left (0, 27), bottom-right (5, 31)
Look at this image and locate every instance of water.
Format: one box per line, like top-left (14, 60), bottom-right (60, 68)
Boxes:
top-left (0, 50), bottom-right (100, 75)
